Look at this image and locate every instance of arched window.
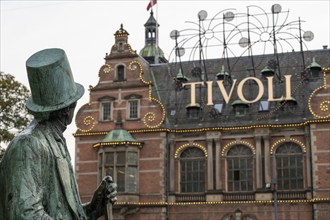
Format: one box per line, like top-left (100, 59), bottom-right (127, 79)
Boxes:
top-left (275, 142), bottom-right (304, 190)
top-left (227, 145), bottom-right (253, 192)
top-left (180, 147), bottom-right (205, 193)
top-left (118, 42), bottom-right (124, 51)
top-left (117, 65), bottom-right (125, 81)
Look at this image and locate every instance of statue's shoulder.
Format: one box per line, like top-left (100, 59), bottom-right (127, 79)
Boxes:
top-left (6, 120), bottom-right (51, 156)
top-left (14, 120), bottom-right (43, 142)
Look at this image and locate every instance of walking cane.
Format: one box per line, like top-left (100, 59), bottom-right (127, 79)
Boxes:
top-left (93, 176), bottom-right (115, 220)
top-left (105, 176), bottom-right (115, 220)
top-left (107, 203), bottom-right (113, 220)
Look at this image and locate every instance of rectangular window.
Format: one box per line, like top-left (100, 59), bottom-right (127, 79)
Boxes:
top-left (117, 65), bottom-right (125, 81)
top-left (277, 155), bottom-right (303, 190)
top-left (127, 166), bottom-right (137, 192)
top-left (99, 151), bottom-right (138, 193)
top-left (180, 159), bottom-right (205, 193)
top-left (98, 153), bottom-right (103, 183)
top-left (102, 102), bottom-right (112, 121)
top-left (128, 100), bottom-right (139, 119)
top-left (227, 157), bottom-right (253, 191)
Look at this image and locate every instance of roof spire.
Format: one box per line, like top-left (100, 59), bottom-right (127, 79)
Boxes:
top-left (116, 110), bottom-right (123, 129)
top-left (139, 10), bottom-right (167, 64)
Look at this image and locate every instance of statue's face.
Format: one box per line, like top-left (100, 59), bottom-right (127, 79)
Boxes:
top-left (67, 107), bottom-right (75, 125)
top-left (66, 102), bottom-right (77, 125)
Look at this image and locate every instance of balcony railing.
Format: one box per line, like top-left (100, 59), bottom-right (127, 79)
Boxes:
top-left (175, 194), bottom-right (206, 202)
top-left (174, 191), bottom-right (307, 202)
top-left (223, 192), bottom-right (255, 201)
top-left (277, 191), bottom-right (307, 200)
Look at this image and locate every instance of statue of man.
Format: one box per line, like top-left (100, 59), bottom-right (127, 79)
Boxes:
top-left (0, 48), bottom-right (117, 220)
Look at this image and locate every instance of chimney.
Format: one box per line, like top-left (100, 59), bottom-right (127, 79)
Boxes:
top-left (323, 45), bottom-right (328, 49)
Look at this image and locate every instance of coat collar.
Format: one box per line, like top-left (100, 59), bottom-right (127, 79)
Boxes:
top-left (40, 121), bottom-right (82, 219)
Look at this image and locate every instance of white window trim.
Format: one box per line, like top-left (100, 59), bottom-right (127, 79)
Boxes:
top-left (115, 64), bottom-right (126, 81)
top-left (100, 101), bottom-right (113, 121)
top-left (126, 99), bottom-right (140, 120)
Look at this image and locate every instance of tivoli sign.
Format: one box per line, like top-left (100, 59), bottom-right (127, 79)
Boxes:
top-left (182, 75), bottom-right (293, 106)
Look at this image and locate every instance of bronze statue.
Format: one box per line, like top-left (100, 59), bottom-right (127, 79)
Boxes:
top-left (0, 48), bottom-right (117, 220)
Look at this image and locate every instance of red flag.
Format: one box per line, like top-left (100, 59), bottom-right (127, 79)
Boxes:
top-left (146, 0), bottom-right (157, 11)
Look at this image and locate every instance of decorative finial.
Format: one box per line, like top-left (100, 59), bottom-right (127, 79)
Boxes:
top-left (116, 110), bottom-right (123, 128)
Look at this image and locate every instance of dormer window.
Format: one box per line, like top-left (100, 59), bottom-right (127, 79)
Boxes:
top-left (186, 103), bottom-right (201, 119)
top-left (232, 100), bottom-right (249, 116)
top-left (280, 98), bottom-right (297, 111)
top-left (308, 57), bottom-right (322, 78)
top-left (117, 65), bottom-right (125, 81)
top-left (260, 66), bottom-right (275, 78)
top-left (216, 65), bottom-right (231, 82)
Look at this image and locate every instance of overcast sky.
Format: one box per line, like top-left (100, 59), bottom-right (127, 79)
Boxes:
top-left (1, 0), bottom-right (329, 164)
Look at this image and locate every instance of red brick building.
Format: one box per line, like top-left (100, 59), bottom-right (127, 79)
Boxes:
top-left (74, 11), bottom-right (330, 220)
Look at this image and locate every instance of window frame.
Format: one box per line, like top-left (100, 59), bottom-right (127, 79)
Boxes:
top-left (116, 64), bottom-right (126, 82)
top-left (118, 42), bottom-right (124, 51)
top-left (100, 101), bottom-right (113, 121)
top-left (186, 106), bottom-right (201, 119)
top-left (226, 145), bottom-right (254, 192)
top-left (275, 142), bottom-right (305, 191)
top-left (127, 99), bottom-right (140, 120)
top-left (234, 105), bottom-right (248, 116)
top-left (179, 147), bottom-right (206, 193)
top-left (98, 146), bottom-right (139, 193)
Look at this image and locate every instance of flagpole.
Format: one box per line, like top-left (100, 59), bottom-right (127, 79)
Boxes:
top-left (147, 0), bottom-right (159, 64)
top-left (155, 0), bottom-right (159, 64)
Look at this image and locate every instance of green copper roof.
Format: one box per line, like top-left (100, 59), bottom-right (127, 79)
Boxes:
top-left (139, 45), bottom-right (165, 58)
top-left (185, 103), bottom-right (201, 108)
top-left (216, 65), bottom-right (230, 77)
top-left (176, 68), bottom-right (189, 81)
top-left (261, 66), bottom-right (275, 74)
top-left (102, 129), bottom-right (137, 142)
top-left (309, 57), bottom-right (322, 70)
top-left (231, 99), bottom-right (249, 106)
top-left (93, 129), bottom-right (143, 148)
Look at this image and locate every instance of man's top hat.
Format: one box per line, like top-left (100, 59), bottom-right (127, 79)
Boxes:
top-left (26, 48), bottom-right (84, 112)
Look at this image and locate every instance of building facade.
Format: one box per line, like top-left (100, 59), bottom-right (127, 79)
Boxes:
top-left (74, 11), bottom-right (330, 220)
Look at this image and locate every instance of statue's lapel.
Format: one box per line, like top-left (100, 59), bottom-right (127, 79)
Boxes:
top-left (56, 156), bottom-right (80, 219)
top-left (46, 128), bottom-right (80, 219)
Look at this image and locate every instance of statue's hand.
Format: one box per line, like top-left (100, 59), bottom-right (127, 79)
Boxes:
top-left (91, 176), bottom-right (117, 205)
top-left (103, 176), bottom-right (117, 204)
top-left (84, 176), bottom-right (117, 219)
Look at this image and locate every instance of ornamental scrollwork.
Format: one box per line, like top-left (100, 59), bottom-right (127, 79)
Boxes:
top-left (75, 103), bottom-right (96, 133)
top-left (308, 70), bottom-right (330, 119)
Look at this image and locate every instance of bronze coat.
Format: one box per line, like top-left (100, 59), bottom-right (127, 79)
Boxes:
top-left (0, 120), bottom-right (87, 220)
